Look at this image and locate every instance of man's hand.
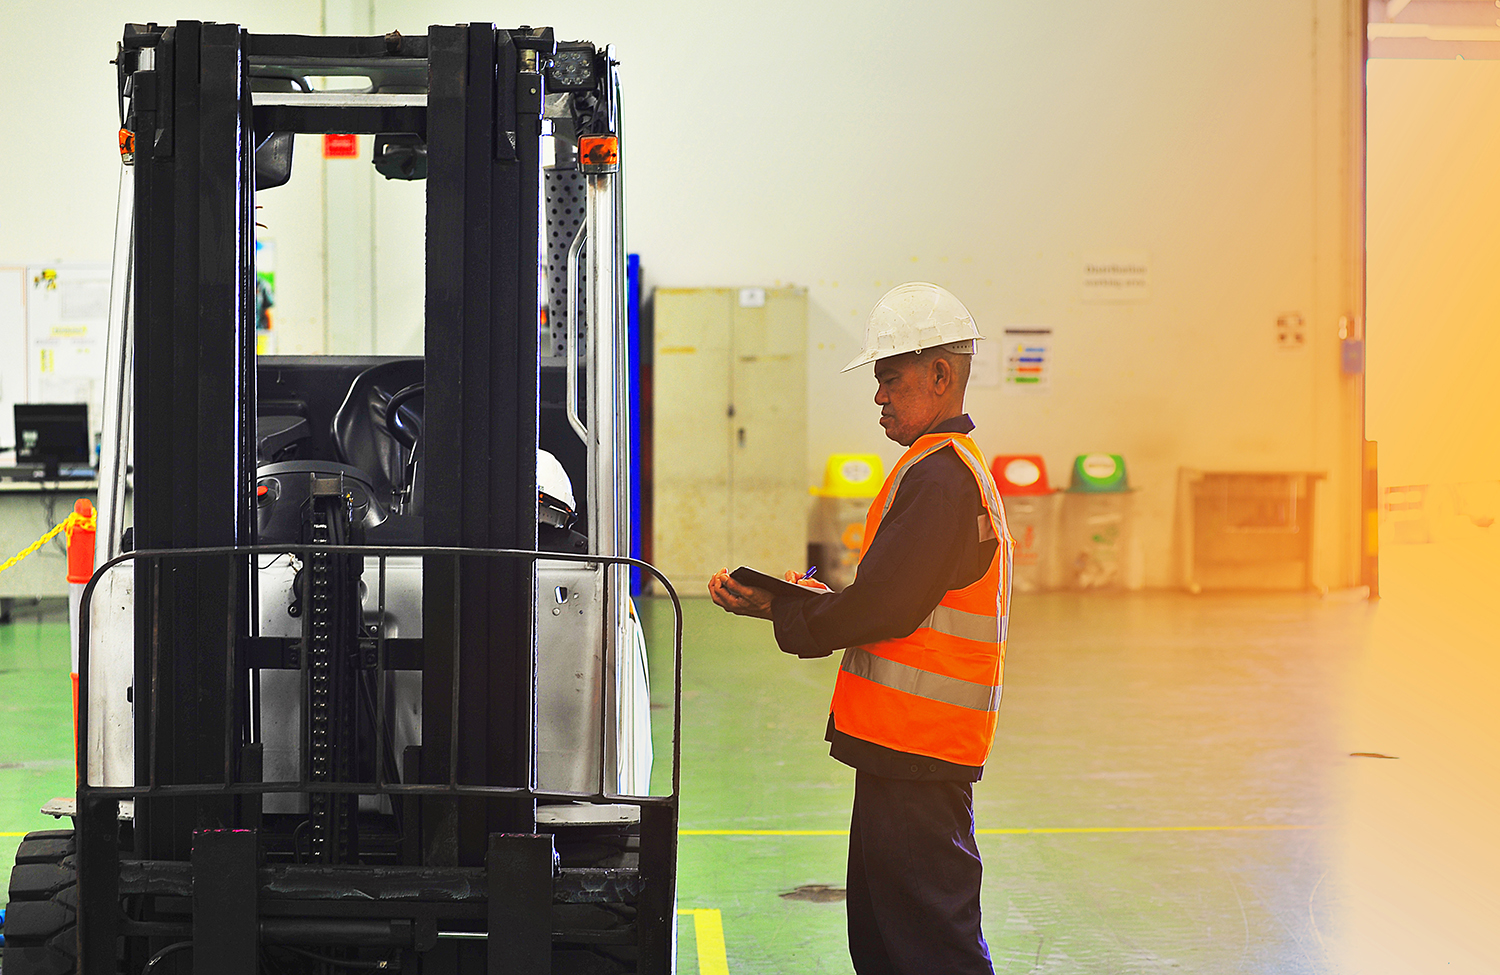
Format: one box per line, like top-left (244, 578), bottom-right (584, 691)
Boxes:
top-left (785, 569), bottom-right (832, 593)
top-left (708, 568), bottom-right (774, 619)
top-left (708, 568), bottom-right (833, 619)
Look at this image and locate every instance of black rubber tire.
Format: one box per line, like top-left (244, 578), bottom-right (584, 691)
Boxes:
top-left (13, 833), bottom-right (75, 866)
top-left (4, 828), bottom-right (78, 975)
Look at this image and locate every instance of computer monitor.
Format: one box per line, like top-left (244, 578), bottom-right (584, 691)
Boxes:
top-left (14, 403), bottom-right (90, 478)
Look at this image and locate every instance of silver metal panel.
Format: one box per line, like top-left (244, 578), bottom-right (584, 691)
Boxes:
top-left (253, 554), bottom-right (625, 800)
top-left (250, 92), bottom-right (426, 108)
top-left (535, 803), bottom-right (639, 825)
top-left (255, 557), bottom-right (424, 812)
top-left (536, 561), bottom-right (605, 793)
top-left (85, 567), bottom-right (134, 788)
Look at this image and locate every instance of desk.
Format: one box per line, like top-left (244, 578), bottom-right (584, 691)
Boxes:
top-left (0, 480), bottom-right (102, 605)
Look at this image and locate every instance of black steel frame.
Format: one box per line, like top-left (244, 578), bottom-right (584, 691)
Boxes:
top-left (419, 22), bottom-right (545, 862)
top-left (76, 545), bottom-right (683, 972)
top-left (79, 20), bottom-right (676, 975)
top-left (79, 546), bottom-right (683, 806)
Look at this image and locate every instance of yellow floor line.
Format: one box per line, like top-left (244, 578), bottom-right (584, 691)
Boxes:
top-left (682, 829), bottom-right (846, 836)
top-left (978, 825), bottom-right (1320, 834)
top-left (678, 908), bottom-right (730, 975)
top-left (0, 832), bottom-right (30, 838)
top-left (680, 824), bottom-right (1320, 836)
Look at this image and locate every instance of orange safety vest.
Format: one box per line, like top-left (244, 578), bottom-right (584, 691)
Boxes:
top-left (829, 431), bottom-right (1013, 767)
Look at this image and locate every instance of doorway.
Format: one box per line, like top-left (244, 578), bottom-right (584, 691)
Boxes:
top-left (1366, 55), bottom-right (1500, 535)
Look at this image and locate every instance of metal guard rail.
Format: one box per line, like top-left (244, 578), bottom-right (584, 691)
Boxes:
top-left (76, 543), bottom-right (683, 810)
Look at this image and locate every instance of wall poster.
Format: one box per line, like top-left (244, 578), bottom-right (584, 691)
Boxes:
top-left (1003, 328), bottom-right (1052, 393)
top-left (25, 263), bottom-right (112, 439)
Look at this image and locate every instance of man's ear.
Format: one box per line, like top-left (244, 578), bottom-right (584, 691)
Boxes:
top-left (931, 355), bottom-right (953, 395)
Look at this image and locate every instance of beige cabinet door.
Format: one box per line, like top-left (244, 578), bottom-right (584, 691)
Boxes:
top-left (652, 289), bottom-right (733, 588)
top-left (651, 287), bottom-right (807, 592)
top-left (730, 288), bottom-right (808, 577)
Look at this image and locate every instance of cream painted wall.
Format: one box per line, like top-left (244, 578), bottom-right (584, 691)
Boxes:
top-left (1, 0), bottom-right (1365, 586)
top-left (358, 0), bottom-right (1365, 587)
top-left (1366, 58), bottom-right (1500, 488)
top-left (0, 0), bottom-right (329, 352)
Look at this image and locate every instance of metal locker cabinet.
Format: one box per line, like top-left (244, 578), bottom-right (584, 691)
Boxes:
top-left (652, 286), bottom-right (807, 590)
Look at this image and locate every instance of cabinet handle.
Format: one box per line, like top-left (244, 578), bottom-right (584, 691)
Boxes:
top-left (737, 428), bottom-right (745, 448)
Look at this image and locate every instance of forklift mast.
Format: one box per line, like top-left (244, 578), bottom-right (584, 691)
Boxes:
top-left (53, 22), bottom-right (677, 975)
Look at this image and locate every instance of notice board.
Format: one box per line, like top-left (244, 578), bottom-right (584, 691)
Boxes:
top-left (0, 263), bottom-right (113, 449)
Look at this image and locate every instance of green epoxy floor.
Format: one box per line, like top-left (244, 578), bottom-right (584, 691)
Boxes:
top-left (645, 530), bottom-right (1500, 973)
top-left (0, 604), bottom-right (76, 878)
top-left (642, 594), bottom-right (1356, 974)
top-left (3, 534), bottom-right (1496, 973)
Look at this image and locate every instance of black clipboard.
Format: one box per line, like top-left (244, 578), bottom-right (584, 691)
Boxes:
top-left (730, 566), bottom-right (826, 599)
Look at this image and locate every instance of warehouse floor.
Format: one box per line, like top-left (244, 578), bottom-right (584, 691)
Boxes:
top-left (640, 530), bottom-right (1500, 974)
top-left (2, 532), bottom-right (1496, 973)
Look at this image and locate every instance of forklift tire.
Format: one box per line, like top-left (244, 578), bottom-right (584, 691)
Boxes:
top-left (4, 829), bottom-right (78, 975)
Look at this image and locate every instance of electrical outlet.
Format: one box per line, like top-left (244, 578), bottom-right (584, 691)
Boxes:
top-left (1276, 313), bottom-right (1306, 350)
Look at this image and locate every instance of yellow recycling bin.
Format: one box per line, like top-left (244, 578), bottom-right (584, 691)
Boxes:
top-left (807, 454), bottom-right (884, 591)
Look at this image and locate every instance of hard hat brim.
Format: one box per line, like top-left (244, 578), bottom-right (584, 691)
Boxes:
top-left (840, 335), bottom-right (983, 374)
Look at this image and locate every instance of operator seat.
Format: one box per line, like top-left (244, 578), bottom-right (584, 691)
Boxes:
top-left (330, 358), bottom-right (424, 515)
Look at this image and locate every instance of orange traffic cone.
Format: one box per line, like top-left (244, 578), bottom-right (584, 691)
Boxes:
top-left (64, 499), bottom-right (96, 784)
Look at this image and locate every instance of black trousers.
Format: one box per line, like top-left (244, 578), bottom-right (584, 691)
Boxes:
top-left (846, 770), bottom-right (994, 975)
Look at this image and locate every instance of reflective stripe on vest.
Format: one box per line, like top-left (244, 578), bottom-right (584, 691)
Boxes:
top-left (947, 436), bottom-right (1013, 641)
top-left (900, 440), bottom-right (1010, 645)
top-left (842, 645), bottom-right (1003, 713)
top-left (920, 603), bottom-right (1001, 643)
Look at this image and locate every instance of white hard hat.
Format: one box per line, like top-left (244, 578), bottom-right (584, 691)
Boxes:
top-left (538, 449), bottom-right (576, 528)
top-left (842, 282), bottom-right (985, 373)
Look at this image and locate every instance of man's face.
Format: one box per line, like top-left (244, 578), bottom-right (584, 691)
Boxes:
top-left (873, 354), bottom-right (942, 446)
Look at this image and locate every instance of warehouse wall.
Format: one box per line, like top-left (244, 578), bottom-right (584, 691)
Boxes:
top-left (360, 0), bottom-right (1368, 589)
top-left (1, 0), bottom-right (1366, 587)
top-left (1367, 58), bottom-right (1500, 488)
top-left (0, 0), bottom-right (328, 351)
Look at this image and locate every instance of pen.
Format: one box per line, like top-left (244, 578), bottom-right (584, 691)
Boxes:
top-left (804, 565), bottom-right (817, 580)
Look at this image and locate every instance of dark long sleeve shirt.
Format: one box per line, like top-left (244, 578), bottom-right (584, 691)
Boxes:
top-left (770, 415), bottom-right (997, 781)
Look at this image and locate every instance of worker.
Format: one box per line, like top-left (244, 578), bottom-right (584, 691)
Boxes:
top-left (708, 282), bottom-right (1013, 975)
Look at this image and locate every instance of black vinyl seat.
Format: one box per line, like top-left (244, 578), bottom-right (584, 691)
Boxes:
top-left (330, 358), bottom-right (424, 514)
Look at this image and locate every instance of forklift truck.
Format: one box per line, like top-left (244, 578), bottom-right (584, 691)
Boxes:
top-left (3, 21), bottom-right (680, 975)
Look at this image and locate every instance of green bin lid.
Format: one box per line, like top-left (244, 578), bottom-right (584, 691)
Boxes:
top-left (1069, 453), bottom-right (1129, 492)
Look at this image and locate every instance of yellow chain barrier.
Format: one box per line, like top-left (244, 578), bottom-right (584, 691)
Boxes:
top-left (0, 509), bottom-right (97, 575)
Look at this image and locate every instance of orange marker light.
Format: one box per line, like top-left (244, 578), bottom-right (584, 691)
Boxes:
top-left (579, 135), bottom-right (619, 172)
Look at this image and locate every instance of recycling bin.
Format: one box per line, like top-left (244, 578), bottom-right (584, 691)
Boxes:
top-left (807, 453), bottom-right (884, 591)
top-left (992, 454), bottom-right (1060, 592)
top-left (1058, 453), bottom-right (1135, 590)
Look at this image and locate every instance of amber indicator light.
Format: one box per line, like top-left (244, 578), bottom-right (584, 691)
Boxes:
top-left (579, 135), bottom-right (618, 168)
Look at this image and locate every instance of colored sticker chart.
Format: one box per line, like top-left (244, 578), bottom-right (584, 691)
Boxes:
top-left (1004, 328), bottom-right (1051, 392)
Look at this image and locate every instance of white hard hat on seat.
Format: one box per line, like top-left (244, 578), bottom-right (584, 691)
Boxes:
top-left (842, 282), bottom-right (984, 373)
top-left (538, 449), bottom-right (576, 528)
